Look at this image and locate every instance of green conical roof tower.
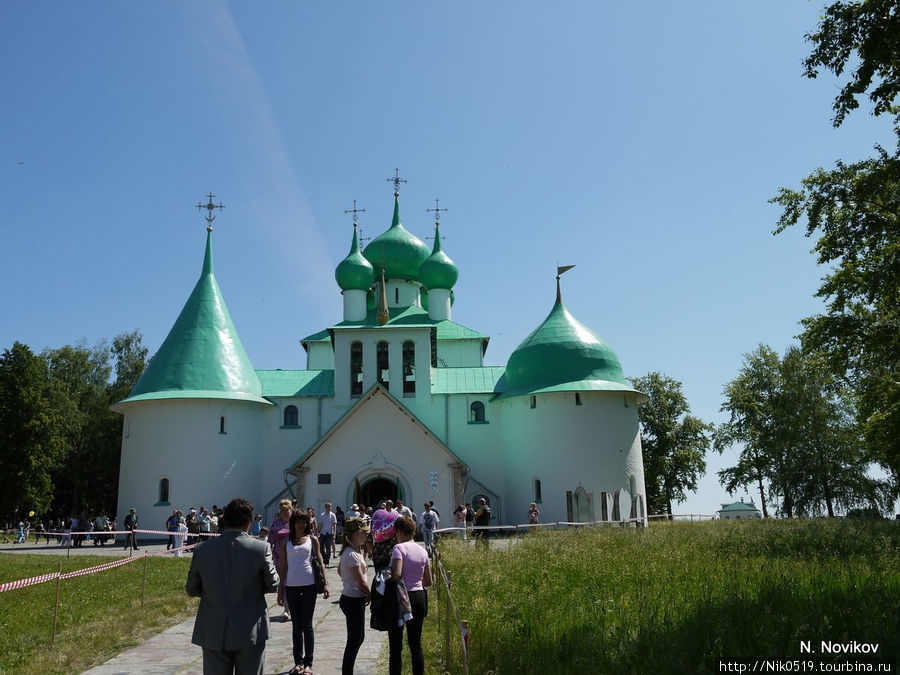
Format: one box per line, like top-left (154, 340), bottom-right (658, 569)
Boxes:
top-left (335, 223), bottom-right (375, 291)
top-left (119, 230), bottom-right (270, 405)
top-left (363, 194), bottom-right (430, 281)
top-left (495, 276), bottom-right (646, 401)
top-left (419, 223), bottom-right (458, 290)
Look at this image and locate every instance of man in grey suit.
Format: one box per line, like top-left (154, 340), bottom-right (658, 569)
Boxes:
top-left (186, 497), bottom-right (280, 674)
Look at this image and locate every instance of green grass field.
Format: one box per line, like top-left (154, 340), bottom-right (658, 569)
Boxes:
top-left (2, 520), bottom-right (897, 674)
top-left (0, 553), bottom-right (197, 674)
top-left (425, 519), bottom-right (900, 674)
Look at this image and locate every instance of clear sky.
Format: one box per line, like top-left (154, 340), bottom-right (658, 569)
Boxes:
top-left (2, 2), bottom-right (896, 516)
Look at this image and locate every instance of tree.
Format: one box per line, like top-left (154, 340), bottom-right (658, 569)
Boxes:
top-left (630, 372), bottom-right (711, 517)
top-left (802, 0), bottom-right (900, 127)
top-left (716, 344), bottom-right (890, 516)
top-left (0, 342), bottom-right (76, 520)
top-left (772, 1), bottom-right (900, 495)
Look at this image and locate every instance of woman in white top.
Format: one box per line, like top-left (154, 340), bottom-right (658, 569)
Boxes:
top-left (338, 517), bottom-right (371, 675)
top-left (281, 510), bottom-right (329, 675)
top-left (172, 513), bottom-right (188, 556)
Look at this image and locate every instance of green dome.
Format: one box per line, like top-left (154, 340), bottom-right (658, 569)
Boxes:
top-left (419, 225), bottom-right (458, 290)
top-left (363, 195), bottom-right (430, 281)
top-left (119, 231), bottom-right (270, 406)
top-left (495, 284), bottom-right (644, 401)
top-left (335, 224), bottom-right (375, 291)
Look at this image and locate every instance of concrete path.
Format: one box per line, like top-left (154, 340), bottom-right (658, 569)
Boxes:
top-left (82, 560), bottom-right (386, 675)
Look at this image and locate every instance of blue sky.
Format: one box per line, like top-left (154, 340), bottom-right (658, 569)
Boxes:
top-left (2, 2), bottom-right (896, 515)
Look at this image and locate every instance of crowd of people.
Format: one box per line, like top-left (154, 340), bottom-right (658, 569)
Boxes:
top-left (2, 513), bottom-right (118, 547)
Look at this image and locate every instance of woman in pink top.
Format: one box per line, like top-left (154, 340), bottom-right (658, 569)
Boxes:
top-left (268, 499), bottom-right (293, 620)
top-left (389, 516), bottom-right (432, 675)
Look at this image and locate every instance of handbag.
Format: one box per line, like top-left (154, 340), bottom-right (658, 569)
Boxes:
top-left (312, 554), bottom-right (325, 594)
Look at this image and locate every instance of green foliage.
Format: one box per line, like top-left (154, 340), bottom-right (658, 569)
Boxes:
top-left (716, 345), bottom-right (889, 517)
top-left (802, 0), bottom-right (900, 127)
top-left (0, 332), bottom-right (148, 523)
top-left (0, 554), bottom-right (197, 674)
top-left (428, 521), bottom-right (900, 673)
top-left (630, 372), bottom-right (711, 515)
top-left (772, 148), bottom-right (900, 494)
top-left (0, 343), bottom-right (76, 519)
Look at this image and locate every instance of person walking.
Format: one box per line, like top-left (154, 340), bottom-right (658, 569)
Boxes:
top-left (318, 502), bottom-right (337, 568)
top-left (338, 517), bottom-right (371, 675)
top-left (186, 497), bottom-right (279, 674)
top-left (166, 510), bottom-right (178, 550)
top-left (528, 502), bottom-right (540, 525)
top-left (453, 504), bottom-right (467, 540)
top-left (281, 510), bottom-right (329, 674)
top-left (419, 503), bottom-right (439, 557)
top-left (268, 499), bottom-right (294, 622)
top-left (388, 516), bottom-right (432, 675)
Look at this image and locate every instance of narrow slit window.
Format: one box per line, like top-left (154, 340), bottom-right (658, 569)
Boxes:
top-left (534, 478), bottom-right (542, 503)
top-left (402, 340), bottom-right (416, 395)
top-left (219, 416), bottom-right (226, 434)
top-left (283, 405), bottom-right (299, 427)
top-left (159, 477), bottom-right (170, 504)
top-left (530, 395), bottom-right (537, 409)
top-left (377, 341), bottom-right (389, 386)
top-left (575, 392), bottom-right (582, 406)
top-left (350, 341), bottom-right (363, 396)
top-left (395, 287), bottom-right (399, 304)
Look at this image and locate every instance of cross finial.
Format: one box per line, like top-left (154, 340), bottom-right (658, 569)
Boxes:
top-left (196, 193), bottom-right (225, 232)
top-left (386, 168), bottom-right (407, 196)
top-left (344, 199), bottom-right (366, 226)
top-left (426, 198), bottom-right (448, 226)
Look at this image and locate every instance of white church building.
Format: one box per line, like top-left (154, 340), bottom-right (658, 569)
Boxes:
top-left (113, 186), bottom-right (649, 526)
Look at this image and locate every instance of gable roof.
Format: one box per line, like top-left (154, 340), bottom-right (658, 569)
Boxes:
top-left (284, 382), bottom-right (467, 473)
top-left (718, 501), bottom-right (760, 512)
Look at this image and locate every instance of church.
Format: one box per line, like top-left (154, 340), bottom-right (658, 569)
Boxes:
top-left (113, 182), bottom-right (649, 527)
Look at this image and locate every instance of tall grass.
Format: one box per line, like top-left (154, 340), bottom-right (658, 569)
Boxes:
top-left (426, 519), bottom-right (899, 674)
top-left (0, 554), bottom-right (197, 674)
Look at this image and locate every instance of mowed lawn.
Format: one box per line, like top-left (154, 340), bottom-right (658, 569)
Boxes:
top-left (0, 553), bottom-right (197, 674)
top-left (423, 519), bottom-right (900, 674)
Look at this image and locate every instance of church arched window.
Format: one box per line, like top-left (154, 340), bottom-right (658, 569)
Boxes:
top-left (529, 395), bottom-right (537, 409)
top-left (575, 392), bottom-right (582, 406)
top-left (159, 477), bottom-right (170, 504)
top-left (377, 341), bottom-right (389, 387)
top-left (534, 478), bottom-right (542, 503)
top-left (470, 401), bottom-right (486, 423)
top-left (350, 341), bottom-right (363, 397)
top-left (402, 341), bottom-right (416, 395)
top-left (283, 405), bottom-right (299, 427)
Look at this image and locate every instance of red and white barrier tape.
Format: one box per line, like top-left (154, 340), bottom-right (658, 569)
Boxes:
top-left (60, 555), bottom-right (143, 579)
top-left (0, 571), bottom-right (61, 593)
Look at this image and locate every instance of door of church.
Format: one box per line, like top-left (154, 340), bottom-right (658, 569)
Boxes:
top-left (357, 477), bottom-right (402, 511)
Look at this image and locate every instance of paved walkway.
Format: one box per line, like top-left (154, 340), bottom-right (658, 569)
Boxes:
top-left (82, 559), bottom-right (385, 675)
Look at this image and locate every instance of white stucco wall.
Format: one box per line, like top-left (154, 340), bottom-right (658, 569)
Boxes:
top-left (116, 399), bottom-right (267, 525)
top-left (435, 339), bottom-right (484, 367)
top-left (306, 342), bottom-right (335, 370)
top-left (497, 391), bottom-right (646, 526)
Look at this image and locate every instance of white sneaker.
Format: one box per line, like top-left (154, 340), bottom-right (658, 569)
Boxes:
top-left (281, 611), bottom-right (291, 621)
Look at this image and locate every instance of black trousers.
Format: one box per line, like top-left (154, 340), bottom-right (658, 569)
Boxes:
top-left (285, 584), bottom-right (317, 667)
top-left (388, 589), bottom-right (428, 675)
top-left (340, 594), bottom-right (366, 674)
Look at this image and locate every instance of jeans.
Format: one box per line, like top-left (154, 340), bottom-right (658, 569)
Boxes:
top-left (388, 589), bottom-right (428, 675)
top-left (422, 529), bottom-right (434, 556)
top-left (340, 595), bottom-right (366, 675)
top-left (285, 584), bottom-right (317, 667)
top-left (321, 532), bottom-right (334, 565)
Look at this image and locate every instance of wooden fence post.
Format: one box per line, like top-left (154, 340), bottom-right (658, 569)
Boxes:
top-left (140, 554), bottom-right (149, 608)
top-left (444, 569), bottom-right (451, 668)
top-left (51, 561), bottom-right (62, 643)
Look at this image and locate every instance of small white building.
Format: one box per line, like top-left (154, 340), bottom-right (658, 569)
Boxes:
top-left (114, 187), bottom-right (649, 526)
top-left (717, 499), bottom-right (762, 520)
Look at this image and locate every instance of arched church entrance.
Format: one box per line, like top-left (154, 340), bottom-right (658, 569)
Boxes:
top-left (357, 476), bottom-right (404, 511)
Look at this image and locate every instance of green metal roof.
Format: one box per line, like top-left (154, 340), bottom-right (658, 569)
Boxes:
top-left (718, 501), bottom-right (760, 512)
top-left (300, 329), bottom-right (331, 343)
top-left (335, 224), bottom-right (375, 291)
top-left (256, 370), bottom-right (334, 397)
top-left (433, 320), bottom-right (488, 341)
top-left (494, 283), bottom-right (645, 402)
top-left (331, 305), bottom-right (434, 330)
top-left (419, 224), bottom-right (458, 290)
top-left (432, 367), bottom-right (506, 394)
top-left (121, 231), bottom-right (269, 406)
top-left (362, 195), bottom-right (430, 281)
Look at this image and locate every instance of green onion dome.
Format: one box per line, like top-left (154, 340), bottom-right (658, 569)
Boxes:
top-left (363, 195), bottom-right (430, 281)
top-left (496, 283), bottom-right (645, 401)
top-left (335, 224), bottom-right (375, 291)
top-left (419, 224), bottom-right (458, 290)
